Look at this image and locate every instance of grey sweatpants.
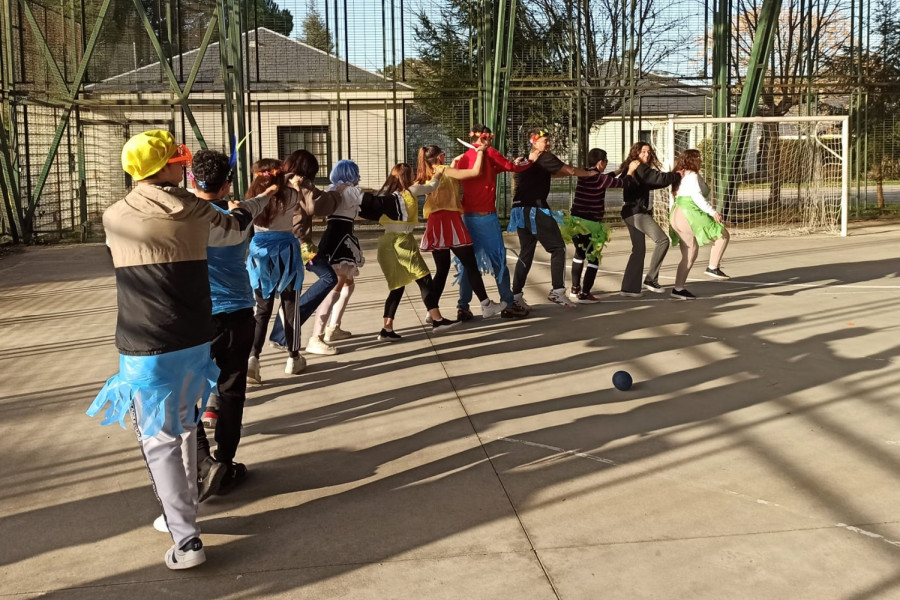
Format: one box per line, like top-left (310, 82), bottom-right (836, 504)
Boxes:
top-left (132, 396), bottom-right (200, 549)
top-left (621, 212), bottom-right (670, 293)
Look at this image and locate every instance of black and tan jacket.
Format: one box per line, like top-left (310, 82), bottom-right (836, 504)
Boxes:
top-left (103, 184), bottom-right (268, 356)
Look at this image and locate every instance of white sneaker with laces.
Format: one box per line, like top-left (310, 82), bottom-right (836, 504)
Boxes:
top-left (285, 355), bottom-right (306, 374)
top-left (306, 336), bottom-right (339, 356)
top-left (548, 288), bottom-right (577, 308)
top-left (324, 325), bottom-right (352, 342)
top-left (480, 299), bottom-right (506, 319)
top-left (165, 537), bottom-right (206, 570)
top-left (247, 356), bottom-right (261, 384)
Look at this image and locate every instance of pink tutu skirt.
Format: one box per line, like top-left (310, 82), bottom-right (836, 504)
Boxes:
top-left (420, 210), bottom-right (472, 252)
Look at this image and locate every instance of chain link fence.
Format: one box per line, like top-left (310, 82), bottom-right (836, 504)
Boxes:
top-left (1, 0), bottom-right (896, 242)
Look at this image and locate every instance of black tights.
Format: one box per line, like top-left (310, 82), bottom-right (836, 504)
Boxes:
top-left (384, 275), bottom-right (439, 319)
top-left (432, 246), bottom-right (487, 305)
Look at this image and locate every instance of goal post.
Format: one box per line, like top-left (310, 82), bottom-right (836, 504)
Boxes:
top-left (655, 115), bottom-right (849, 237)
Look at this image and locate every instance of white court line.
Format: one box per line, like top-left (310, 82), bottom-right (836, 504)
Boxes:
top-left (509, 256), bottom-right (900, 290)
top-left (494, 435), bottom-right (900, 548)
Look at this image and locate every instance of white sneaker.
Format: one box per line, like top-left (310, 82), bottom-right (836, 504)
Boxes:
top-left (548, 288), bottom-right (577, 308)
top-left (306, 335), bottom-right (339, 356)
top-left (247, 356), bottom-right (261, 384)
top-left (480, 299), bottom-right (507, 319)
top-left (425, 315), bottom-right (433, 325)
top-left (620, 291), bottom-right (643, 298)
top-left (153, 514), bottom-right (168, 533)
top-left (285, 355), bottom-right (306, 374)
top-left (165, 537), bottom-right (206, 570)
top-left (513, 293), bottom-right (531, 312)
top-left (324, 325), bottom-right (352, 342)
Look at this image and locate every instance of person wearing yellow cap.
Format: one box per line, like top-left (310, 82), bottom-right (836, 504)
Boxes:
top-left (86, 130), bottom-right (276, 570)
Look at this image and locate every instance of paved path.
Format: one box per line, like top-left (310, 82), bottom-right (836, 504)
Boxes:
top-left (1, 224), bottom-right (899, 599)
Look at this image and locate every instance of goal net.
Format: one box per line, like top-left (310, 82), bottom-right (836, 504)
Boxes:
top-left (652, 116), bottom-right (849, 237)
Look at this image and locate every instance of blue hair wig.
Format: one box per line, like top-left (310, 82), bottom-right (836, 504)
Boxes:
top-left (330, 159), bottom-right (360, 185)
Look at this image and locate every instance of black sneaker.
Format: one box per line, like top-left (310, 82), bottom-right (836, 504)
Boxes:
top-left (705, 267), bottom-right (730, 279)
top-left (457, 308), bottom-right (474, 322)
top-left (501, 301), bottom-right (528, 318)
top-left (432, 318), bottom-right (460, 333)
top-left (216, 462), bottom-right (247, 495)
top-left (377, 328), bottom-right (402, 342)
top-left (197, 455), bottom-right (226, 502)
top-left (670, 288), bottom-right (696, 300)
top-left (643, 278), bottom-right (665, 293)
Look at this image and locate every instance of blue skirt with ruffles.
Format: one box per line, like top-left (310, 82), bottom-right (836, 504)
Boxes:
top-left (86, 343), bottom-right (219, 439)
top-left (453, 212), bottom-right (509, 284)
top-left (247, 230), bottom-right (305, 298)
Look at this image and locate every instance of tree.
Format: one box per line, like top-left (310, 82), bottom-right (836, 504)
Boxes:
top-left (411, 1), bottom-right (683, 160)
top-left (730, 0), bottom-right (846, 203)
top-left (301, 1), bottom-right (334, 54)
top-left (827, 0), bottom-right (900, 209)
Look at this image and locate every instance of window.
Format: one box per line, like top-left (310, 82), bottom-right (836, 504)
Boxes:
top-left (674, 129), bottom-right (691, 154)
top-left (638, 130), bottom-right (652, 144)
top-left (277, 125), bottom-right (330, 183)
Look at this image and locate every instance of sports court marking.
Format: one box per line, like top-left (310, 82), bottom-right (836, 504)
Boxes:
top-left (495, 435), bottom-right (900, 549)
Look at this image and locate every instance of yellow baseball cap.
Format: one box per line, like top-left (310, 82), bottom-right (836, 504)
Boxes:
top-left (121, 130), bottom-right (193, 180)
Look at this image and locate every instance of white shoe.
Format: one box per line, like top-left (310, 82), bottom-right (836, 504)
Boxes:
top-left (480, 299), bottom-right (506, 319)
top-left (425, 315), bottom-right (433, 325)
top-left (165, 537), bottom-right (206, 570)
top-left (247, 356), bottom-right (261, 384)
top-left (513, 293), bottom-right (531, 312)
top-left (285, 355), bottom-right (306, 374)
top-left (548, 287), bottom-right (577, 308)
top-left (306, 335), bottom-right (339, 356)
top-left (324, 325), bottom-right (352, 342)
top-left (153, 514), bottom-right (168, 533)
top-left (620, 291), bottom-right (643, 298)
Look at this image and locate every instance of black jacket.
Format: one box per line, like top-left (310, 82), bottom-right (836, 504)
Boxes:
top-left (620, 163), bottom-right (681, 218)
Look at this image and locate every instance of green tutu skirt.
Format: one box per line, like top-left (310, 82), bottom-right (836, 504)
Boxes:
top-left (377, 232), bottom-right (430, 290)
top-left (560, 215), bottom-right (611, 263)
top-left (669, 196), bottom-right (724, 247)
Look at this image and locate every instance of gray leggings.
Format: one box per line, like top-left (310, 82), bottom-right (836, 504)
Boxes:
top-left (621, 212), bottom-right (670, 293)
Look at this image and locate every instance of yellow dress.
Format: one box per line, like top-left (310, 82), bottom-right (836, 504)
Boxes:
top-left (377, 190), bottom-right (431, 290)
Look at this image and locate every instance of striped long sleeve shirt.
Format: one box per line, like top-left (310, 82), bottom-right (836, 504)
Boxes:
top-left (572, 168), bottom-right (630, 222)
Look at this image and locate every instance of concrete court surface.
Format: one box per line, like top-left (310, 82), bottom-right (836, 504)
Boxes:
top-left (1, 224), bottom-right (899, 599)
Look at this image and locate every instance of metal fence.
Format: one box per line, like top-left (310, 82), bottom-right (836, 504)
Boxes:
top-left (1, 0), bottom-right (897, 242)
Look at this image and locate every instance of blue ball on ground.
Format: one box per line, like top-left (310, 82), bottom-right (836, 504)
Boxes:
top-left (612, 370), bottom-right (633, 391)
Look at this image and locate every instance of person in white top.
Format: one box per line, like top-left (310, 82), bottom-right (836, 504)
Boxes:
top-left (668, 149), bottom-right (731, 300)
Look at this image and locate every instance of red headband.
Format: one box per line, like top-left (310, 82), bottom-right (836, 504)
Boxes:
top-left (529, 130), bottom-right (548, 146)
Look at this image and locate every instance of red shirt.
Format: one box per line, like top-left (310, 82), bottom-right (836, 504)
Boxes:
top-left (455, 146), bottom-right (532, 214)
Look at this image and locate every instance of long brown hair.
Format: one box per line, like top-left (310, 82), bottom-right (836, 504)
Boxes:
top-left (380, 163), bottom-right (414, 195)
top-left (415, 146), bottom-right (443, 184)
top-left (672, 149), bottom-right (702, 196)
top-left (618, 142), bottom-right (661, 174)
top-left (247, 158), bottom-right (287, 227)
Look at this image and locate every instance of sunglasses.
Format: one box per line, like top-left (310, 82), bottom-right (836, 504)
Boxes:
top-left (167, 143), bottom-right (193, 167)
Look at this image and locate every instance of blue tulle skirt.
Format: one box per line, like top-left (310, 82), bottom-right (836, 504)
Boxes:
top-left (86, 343), bottom-right (219, 439)
top-left (247, 231), bottom-right (305, 298)
top-left (507, 206), bottom-right (564, 235)
top-left (452, 212), bottom-right (509, 284)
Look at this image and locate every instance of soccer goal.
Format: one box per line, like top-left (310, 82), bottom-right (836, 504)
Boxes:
top-left (653, 115), bottom-right (849, 237)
